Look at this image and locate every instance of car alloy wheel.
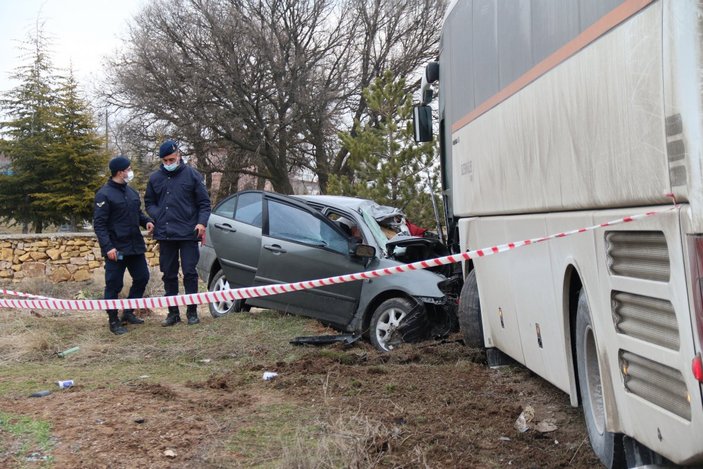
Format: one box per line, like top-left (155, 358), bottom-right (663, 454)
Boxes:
top-left (208, 270), bottom-right (237, 318)
top-left (370, 297), bottom-right (416, 351)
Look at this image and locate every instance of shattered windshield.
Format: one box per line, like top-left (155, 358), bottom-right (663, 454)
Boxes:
top-left (360, 208), bottom-right (388, 255)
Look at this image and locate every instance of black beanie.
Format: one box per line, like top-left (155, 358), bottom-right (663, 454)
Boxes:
top-left (108, 156), bottom-right (130, 175)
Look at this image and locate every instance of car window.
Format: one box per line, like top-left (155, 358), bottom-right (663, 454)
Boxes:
top-left (268, 200), bottom-right (348, 254)
top-left (361, 208), bottom-right (388, 255)
top-left (327, 211), bottom-right (364, 241)
top-left (213, 196), bottom-right (237, 219)
top-left (235, 192), bottom-right (262, 227)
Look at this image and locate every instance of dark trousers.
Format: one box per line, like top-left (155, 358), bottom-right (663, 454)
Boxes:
top-left (104, 253), bottom-right (150, 316)
top-left (158, 240), bottom-right (200, 297)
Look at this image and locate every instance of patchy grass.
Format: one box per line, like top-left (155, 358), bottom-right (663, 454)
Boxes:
top-left (0, 307), bottom-right (317, 396)
top-left (0, 411), bottom-right (54, 467)
top-left (0, 280), bottom-right (599, 468)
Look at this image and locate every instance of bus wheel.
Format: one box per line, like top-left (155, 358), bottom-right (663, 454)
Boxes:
top-left (575, 289), bottom-right (625, 468)
top-left (458, 269), bottom-right (484, 348)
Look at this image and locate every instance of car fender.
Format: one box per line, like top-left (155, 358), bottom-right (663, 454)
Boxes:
top-left (196, 243), bottom-right (219, 285)
top-left (349, 258), bottom-right (446, 332)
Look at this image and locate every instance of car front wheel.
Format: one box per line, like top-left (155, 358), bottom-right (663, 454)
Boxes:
top-left (208, 270), bottom-right (245, 318)
top-left (370, 297), bottom-right (418, 352)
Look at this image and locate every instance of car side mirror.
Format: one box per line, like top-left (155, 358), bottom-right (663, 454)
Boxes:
top-left (413, 105), bottom-right (433, 143)
top-left (353, 243), bottom-right (376, 259)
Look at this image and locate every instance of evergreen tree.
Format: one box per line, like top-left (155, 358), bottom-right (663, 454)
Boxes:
top-left (0, 29), bottom-right (59, 232)
top-left (33, 70), bottom-right (108, 230)
top-left (0, 30), bottom-right (107, 232)
top-left (329, 71), bottom-right (442, 230)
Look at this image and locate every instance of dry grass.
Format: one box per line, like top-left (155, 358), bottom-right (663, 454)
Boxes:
top-left (0, 280), bottom-right (599, 468)
top-left (0, 273), bottom-right (414, 467)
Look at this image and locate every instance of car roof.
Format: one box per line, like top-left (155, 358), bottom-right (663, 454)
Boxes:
top-left (292, 194), bottom-right (376, 212)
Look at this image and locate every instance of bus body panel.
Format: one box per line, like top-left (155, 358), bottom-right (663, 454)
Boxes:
top-left (663, 0), bottom-right (703, 231)
top-left (450, 1), bottom-right (669, 218)
top-left (439, 0), bottom-right (703, 463)
top-left (464, 206), bottom-right (703, 463)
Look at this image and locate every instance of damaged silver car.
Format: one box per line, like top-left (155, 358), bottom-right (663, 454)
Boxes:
top-left (196, 191), bottom-right (460, 351)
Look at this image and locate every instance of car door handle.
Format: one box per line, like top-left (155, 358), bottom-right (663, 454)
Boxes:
top-left (264, 244), bottom-right (287, 254)
top-left (214, 223), bottom-right (236, 233)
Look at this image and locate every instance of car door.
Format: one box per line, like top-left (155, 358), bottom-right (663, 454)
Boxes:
top-left (252, 196), bottom-right (365, 327)
top-left (209, 191), bottom-right (263, 288)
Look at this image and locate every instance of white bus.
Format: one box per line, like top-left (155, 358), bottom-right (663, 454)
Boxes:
top-left (414, 0), bottom-right (703, 467)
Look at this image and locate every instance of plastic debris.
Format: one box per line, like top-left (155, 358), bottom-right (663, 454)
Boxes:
top-left (514, 405), bottom-right (535, 433)
top-left (535, 418), bottom-right (558, 433)
top-left (56, 379), bottom-right (74, 389)
top-left (29, 390), bottom-right (52, 398)
top-left (262, 371), bottom-right (278, 381)
top-left (164, 449), bottom-right (177, 458)
top-left (57, 346), bottom-right (80, 358)
top-left (198, 359), bottom-right (211, 363)
top-left (25, 452), bottom-right (49, 462)
top-left (290, 334), bottom-right (361, 347)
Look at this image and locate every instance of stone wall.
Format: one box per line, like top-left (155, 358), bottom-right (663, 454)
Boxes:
top-left (0, 233), bottom-right (159, 283)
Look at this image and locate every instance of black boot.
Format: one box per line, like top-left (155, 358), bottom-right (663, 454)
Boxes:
top-left (186, 305), bottom-right (200, 325)
top-left (161, 306), bottom-right (181, 327)
top-left (121, 309), bottom-right (144, 325)
top-left (108, 310), bottom-right (128, 335)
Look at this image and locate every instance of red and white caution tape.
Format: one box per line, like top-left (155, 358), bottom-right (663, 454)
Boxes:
top-left (0, 289), bottom-right (53, 300)
top-left (0, 205), bottom-right (675, 312)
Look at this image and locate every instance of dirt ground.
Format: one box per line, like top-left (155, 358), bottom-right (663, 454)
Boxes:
top-left (0, 305), bottom-right (601, 468)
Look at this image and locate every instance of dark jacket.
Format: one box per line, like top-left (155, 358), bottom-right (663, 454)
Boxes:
top-left (144, 163), bottom-right (211, 241)
top-left (93, 179), bottom-right (152, 257)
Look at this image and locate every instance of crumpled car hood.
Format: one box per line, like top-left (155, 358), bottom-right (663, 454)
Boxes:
top-left (385, 235), bottom-right (451, 276)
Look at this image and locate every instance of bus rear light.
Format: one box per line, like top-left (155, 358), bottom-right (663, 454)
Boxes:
top-left (694, 354), bottom-right (703, 383)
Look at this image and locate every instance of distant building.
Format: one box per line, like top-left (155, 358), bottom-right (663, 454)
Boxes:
top-left (203, 147), bottom-right (319, 196)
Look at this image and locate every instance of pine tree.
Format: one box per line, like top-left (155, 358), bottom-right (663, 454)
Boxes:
top-left (32, 70), bottom-right (108, 230)
top-left (0, 30), bottom-right (107, 232)
top-left (0, 29), bottom-right (59, 232)
top-left (329, 71), bottom-right (442, 230)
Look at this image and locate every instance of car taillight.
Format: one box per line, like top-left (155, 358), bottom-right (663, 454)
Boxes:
top-left (687, 235), bottom-right (703, 382)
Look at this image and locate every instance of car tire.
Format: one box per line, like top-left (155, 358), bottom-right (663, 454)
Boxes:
top-left (208, 270), bottom-right (245, 318)
top-left (370, 297), bottom-right (417, 352)
top-left (458, 269), bottom-right (484, 348)
top-left (575, 289), bottom-right (625, 468)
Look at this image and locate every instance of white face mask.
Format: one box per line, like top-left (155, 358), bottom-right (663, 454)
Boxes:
top-left (163, 161), bottom-right (179, 172)
top-left (124, 170), bottom-right (134, 183)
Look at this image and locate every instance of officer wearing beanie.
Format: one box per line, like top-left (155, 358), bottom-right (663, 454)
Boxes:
top-left (94, 156), bottom-right (154, 335)
top-left (145, 140), bottom-right (211, 326)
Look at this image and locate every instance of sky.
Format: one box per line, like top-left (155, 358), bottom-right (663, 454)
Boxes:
top-left (0, 0), bottom-right (145, 95)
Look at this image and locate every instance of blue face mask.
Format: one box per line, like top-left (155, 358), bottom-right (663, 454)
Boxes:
top-left (163, 161), bottom-right (179, 172)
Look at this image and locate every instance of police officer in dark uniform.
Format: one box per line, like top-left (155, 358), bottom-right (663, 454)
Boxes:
top-left (145, 140), bottom-right (211, 326)
top-left (93, 156), bottom-right (154, 335)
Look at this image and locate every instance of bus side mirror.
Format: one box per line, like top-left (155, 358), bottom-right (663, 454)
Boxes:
top-left (413, 105), bottom-right (433, 143)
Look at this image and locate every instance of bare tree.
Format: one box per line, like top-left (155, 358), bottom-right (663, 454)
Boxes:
top-left (312, 0), bottom-right (447, 192)
top-left (105, 0), bottom-right (445, 194)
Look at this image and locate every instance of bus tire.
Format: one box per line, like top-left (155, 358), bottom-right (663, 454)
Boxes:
top-left (575, 289), bottom-right (625, 468)
top-left (458, 269), bottom-right (484, 348)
